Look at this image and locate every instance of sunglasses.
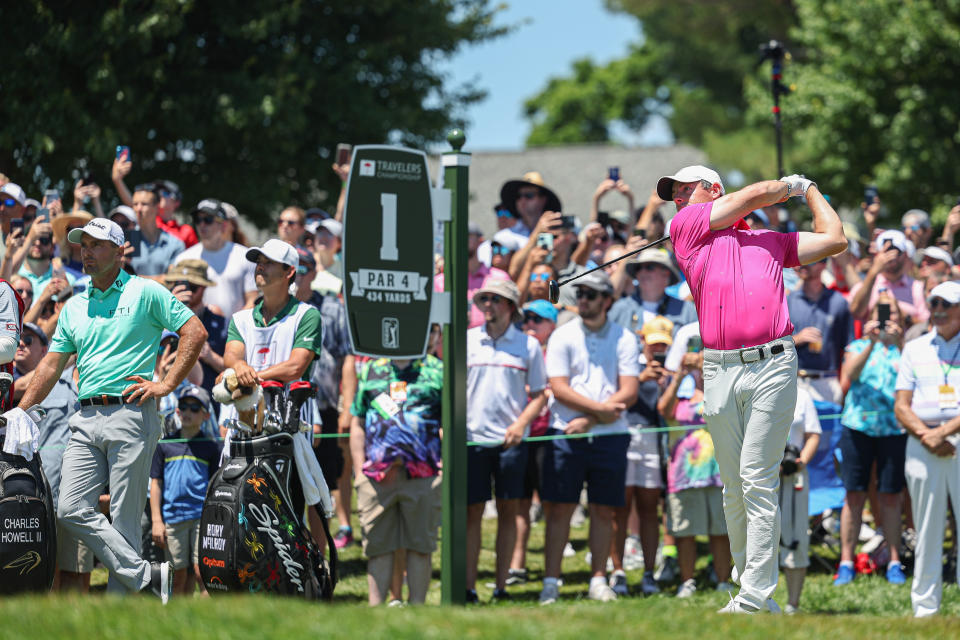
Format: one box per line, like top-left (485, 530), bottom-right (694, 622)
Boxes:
top-left (15, 288), bottom-right (32, 297)
top-left (35, 236), bottom-right (52, 246)
top-left (636, 263), bottom-right (663, 272)
top-left (495, 210), bottom-right (514, 219)
top-left (930, 298), bottom-right (956, 310)
top-left (523, 314), bottom-right (547, 324)
top-left (2, 199), bottom-right (17, 208)
top-left (476, 294), bottom-right (504, 305)
top-left (178, 402), bottom-right (205, 413)
top-left (491, 244), bottom-right (512, 256)
top-left (279, 219), bottom-right (302, 227)
top-left (575, 289), bottom-right (600, 301)
top-left (133, 183), bottom-right (157, 194)
top-left (196, 215), bottom-right (219, 226)
top-left (20, 335), bottom-right (35, 346)
top-left (159, 190), bottom-right (176, 199)
top-left (517, 191), bottom-right (541, 200)
top-left (530, 273), bottom-right (550, 282)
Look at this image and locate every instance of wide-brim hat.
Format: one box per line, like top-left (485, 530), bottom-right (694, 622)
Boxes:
top-left (500, 171), bottom-right (562, 214)
top-left (163, 259), bottom-right (216, 288)
top-left (52, 210), bottom-right (95, 244)
top-left (626, 248), bottom-right (681, 284)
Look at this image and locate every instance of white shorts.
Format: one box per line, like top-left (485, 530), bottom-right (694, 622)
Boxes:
top-left (625, 427), bottom-right (662, 489)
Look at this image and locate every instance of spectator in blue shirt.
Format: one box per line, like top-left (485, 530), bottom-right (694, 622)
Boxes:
top-left (149, 386), bottom-right (222, 595)
top-left (788, 258), bottom-right (853, 406)
top-left (835, 295), bottom-right (907, 587)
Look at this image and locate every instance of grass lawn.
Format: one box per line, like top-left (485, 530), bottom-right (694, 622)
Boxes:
top-left (3, 506), bottom-right (958, 639)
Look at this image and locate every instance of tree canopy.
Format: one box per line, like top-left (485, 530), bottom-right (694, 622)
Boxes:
top-left (523, 0), bottom-right (960, 218)
top-left (0, 0), bottom-right (505, 223)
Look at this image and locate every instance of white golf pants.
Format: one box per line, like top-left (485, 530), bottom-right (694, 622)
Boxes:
top-left (904, 435), bottom-right (960, 617)
top-left (702, 337), bottom-right (797, 610)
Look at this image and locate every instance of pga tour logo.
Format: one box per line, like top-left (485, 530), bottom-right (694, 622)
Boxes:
top-left (359, 160), bottom-right (376, 176)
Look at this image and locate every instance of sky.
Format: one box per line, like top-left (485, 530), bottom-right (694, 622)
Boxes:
top-left (440, 0), bottom-right (672, 151)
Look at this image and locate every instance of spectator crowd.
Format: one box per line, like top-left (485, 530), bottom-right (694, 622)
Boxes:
top-left (2, 153), bottom-right (959, 617)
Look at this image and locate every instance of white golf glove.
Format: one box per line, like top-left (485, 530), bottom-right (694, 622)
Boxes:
top-left (779, 174), bottom-right (816, 197)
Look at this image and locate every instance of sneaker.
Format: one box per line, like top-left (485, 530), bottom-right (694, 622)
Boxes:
top-left (784, 604), bottom-right (798, 615)
top-left (539, 582), bottom-right (559, 605)
top-left (563, 542), bottom-right (576, 558)
top-left (491, 588), bottom-right (511, 602)
top-left (715, 581), bottom-right (735, 593)
top-left (640, 571), bottom-right (660, 595)
top-left (570, 504), bottom-right (588, 528)
top-left (717, 595), bottom-right (757, 614)
top-left (465, 589), bottom-right (479, 604)
top-left (529, 502), bottom-right (543, 524)
top-left (858, 523), bottom-right (877, 542)
top-left (505, 568), bottom-right (528, 586)
top-left (623, 535), bottom-right (644, 571)
top-left (588, 580), bottom-right (618, 602)
top-left (654, 555), bottom-right (679, 583)
top-left (387, 599), bottom-right (405, 608)
top-left (609, 570), bottom-right (629, 596)
top-left (676, 578), bottom-right (697, 599)
top-left (333, 527), bottom-right (354, 550)
top-left (148, 561), bottom-right (172, 605)
top-left (886, 562), bottom-right (907, 585)
top-left (833, 564), bottom-right (855, 586)
top-left (765, 598), bottom-right (782, 614)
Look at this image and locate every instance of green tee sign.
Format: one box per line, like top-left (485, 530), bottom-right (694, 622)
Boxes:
top-left (342, 145), bottom-right (436, 358)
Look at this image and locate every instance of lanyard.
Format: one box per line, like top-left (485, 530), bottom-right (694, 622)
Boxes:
top-left (940, 339), bottom-right (960, 387)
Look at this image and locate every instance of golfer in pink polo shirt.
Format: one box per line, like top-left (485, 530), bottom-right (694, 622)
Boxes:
top-left (658, 166), bottom-right (846, 613)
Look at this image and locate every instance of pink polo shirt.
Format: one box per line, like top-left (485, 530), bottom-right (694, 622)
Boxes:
top-left (670, 202), bottom-right (800, 350)
top-left (847, 273), bottom-right (928, 323)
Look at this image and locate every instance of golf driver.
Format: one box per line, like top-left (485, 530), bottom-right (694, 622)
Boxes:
top-left (547, 235), bottom-right (670, 304)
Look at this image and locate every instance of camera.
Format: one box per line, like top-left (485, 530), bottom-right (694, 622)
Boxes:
top-left (781, 444), bottom-right (802, 476)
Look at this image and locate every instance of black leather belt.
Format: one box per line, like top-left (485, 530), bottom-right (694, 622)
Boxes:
top-left (798, 370), bottom-right (837, 379)
top-left (79, 395), bottom-right (125, 407)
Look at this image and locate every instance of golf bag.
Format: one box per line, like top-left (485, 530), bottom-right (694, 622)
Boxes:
top-left (199, 381), bottom-right (336, 600)
top-left (0, 407), bottom-right (56, 594)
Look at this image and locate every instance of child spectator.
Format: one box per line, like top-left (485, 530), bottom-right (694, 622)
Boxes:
top-left (149, 386), bottom-right (222, 595)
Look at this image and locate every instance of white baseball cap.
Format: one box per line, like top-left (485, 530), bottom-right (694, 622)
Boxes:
top-left (245, 238), bottom-right (299, 268)
top-left (109, 205), bottom-right (138, 227)
top-left (875, 229), bottom-right (914, 258)
top-left (67, 218), bottom-right (125, 247)
top-left (656, 165), bottom-right (725, 201)
top-left (920, 246), bottom-right (954, 267)
top-left (0, 183), bottom-right (26, 207)
top-left (927, 281), bottom-right (960, 306)
top-left (318, 219), bottom-right (342, 238)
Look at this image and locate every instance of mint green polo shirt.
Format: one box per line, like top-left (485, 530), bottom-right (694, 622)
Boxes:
top-left (49, 269), bottom-right (196, 400)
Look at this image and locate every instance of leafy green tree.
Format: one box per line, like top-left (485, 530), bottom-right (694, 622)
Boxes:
top-left (523, 0), bottom-right (794, 181)
top-left (0, 0), bottom-right (505, 222)
top-left (753, 0), bottom-right (960, 219)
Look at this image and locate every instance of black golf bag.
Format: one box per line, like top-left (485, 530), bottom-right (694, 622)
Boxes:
top-left (0, 406), bottom-right (56, 594)
top-left (199, 381), bottom-right (336, 600)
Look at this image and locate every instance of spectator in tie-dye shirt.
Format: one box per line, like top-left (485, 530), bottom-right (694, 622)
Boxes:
top-left (349, 356), bottom-right (443, 606)
top-left (659, 333), bottom-right (732, 599)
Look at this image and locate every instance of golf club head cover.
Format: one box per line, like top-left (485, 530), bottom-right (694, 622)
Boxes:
top-left (213, 369), bottom-right (237, 405)
top-left (283, 381), bottom-right (314, 432)
top-left (233, 383), bottom-right (262, 413)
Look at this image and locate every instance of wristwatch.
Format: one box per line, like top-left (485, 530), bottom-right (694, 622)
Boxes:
top-left (781, 180), bottom-right (793, 197)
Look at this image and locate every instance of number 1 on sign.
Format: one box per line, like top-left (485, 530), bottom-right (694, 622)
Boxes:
top-left (380, 193), bottom-right (399, 261)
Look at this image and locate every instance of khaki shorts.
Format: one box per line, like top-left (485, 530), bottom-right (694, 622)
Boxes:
top-left (355, 472), bottom-right (442, 558)
top-left (666, 486), bottom-right (727, 537)
top-left (164, 519), bottom-right (201, 570)
top-left (57, 522), bottom-right (94, 573)
top-left (779, 468), bottom-right (810, 569)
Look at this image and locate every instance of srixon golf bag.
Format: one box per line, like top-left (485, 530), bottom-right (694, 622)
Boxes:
top-left (0, 391), bottom-right (56, 594)
top-left (199, 380), bottom-right (336, 600)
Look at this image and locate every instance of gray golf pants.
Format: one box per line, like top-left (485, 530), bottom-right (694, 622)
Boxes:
top-left (702, 337), bottom-right (797, 610)
top-left (57, 403), bottom-right (161, 593)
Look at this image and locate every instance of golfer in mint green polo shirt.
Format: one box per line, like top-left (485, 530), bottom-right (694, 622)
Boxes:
top-left (18, 217), bottom-right (208, 603)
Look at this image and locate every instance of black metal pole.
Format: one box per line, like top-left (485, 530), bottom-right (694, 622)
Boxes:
top-left (772, 56), bottom-right (785, 179)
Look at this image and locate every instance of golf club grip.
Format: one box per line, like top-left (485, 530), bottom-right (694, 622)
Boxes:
top-left (557, 235), bottom-right (669, 287)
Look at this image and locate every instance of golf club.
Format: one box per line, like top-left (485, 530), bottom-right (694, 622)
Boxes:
top-left (548, 235), bottom-right (670, 304)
